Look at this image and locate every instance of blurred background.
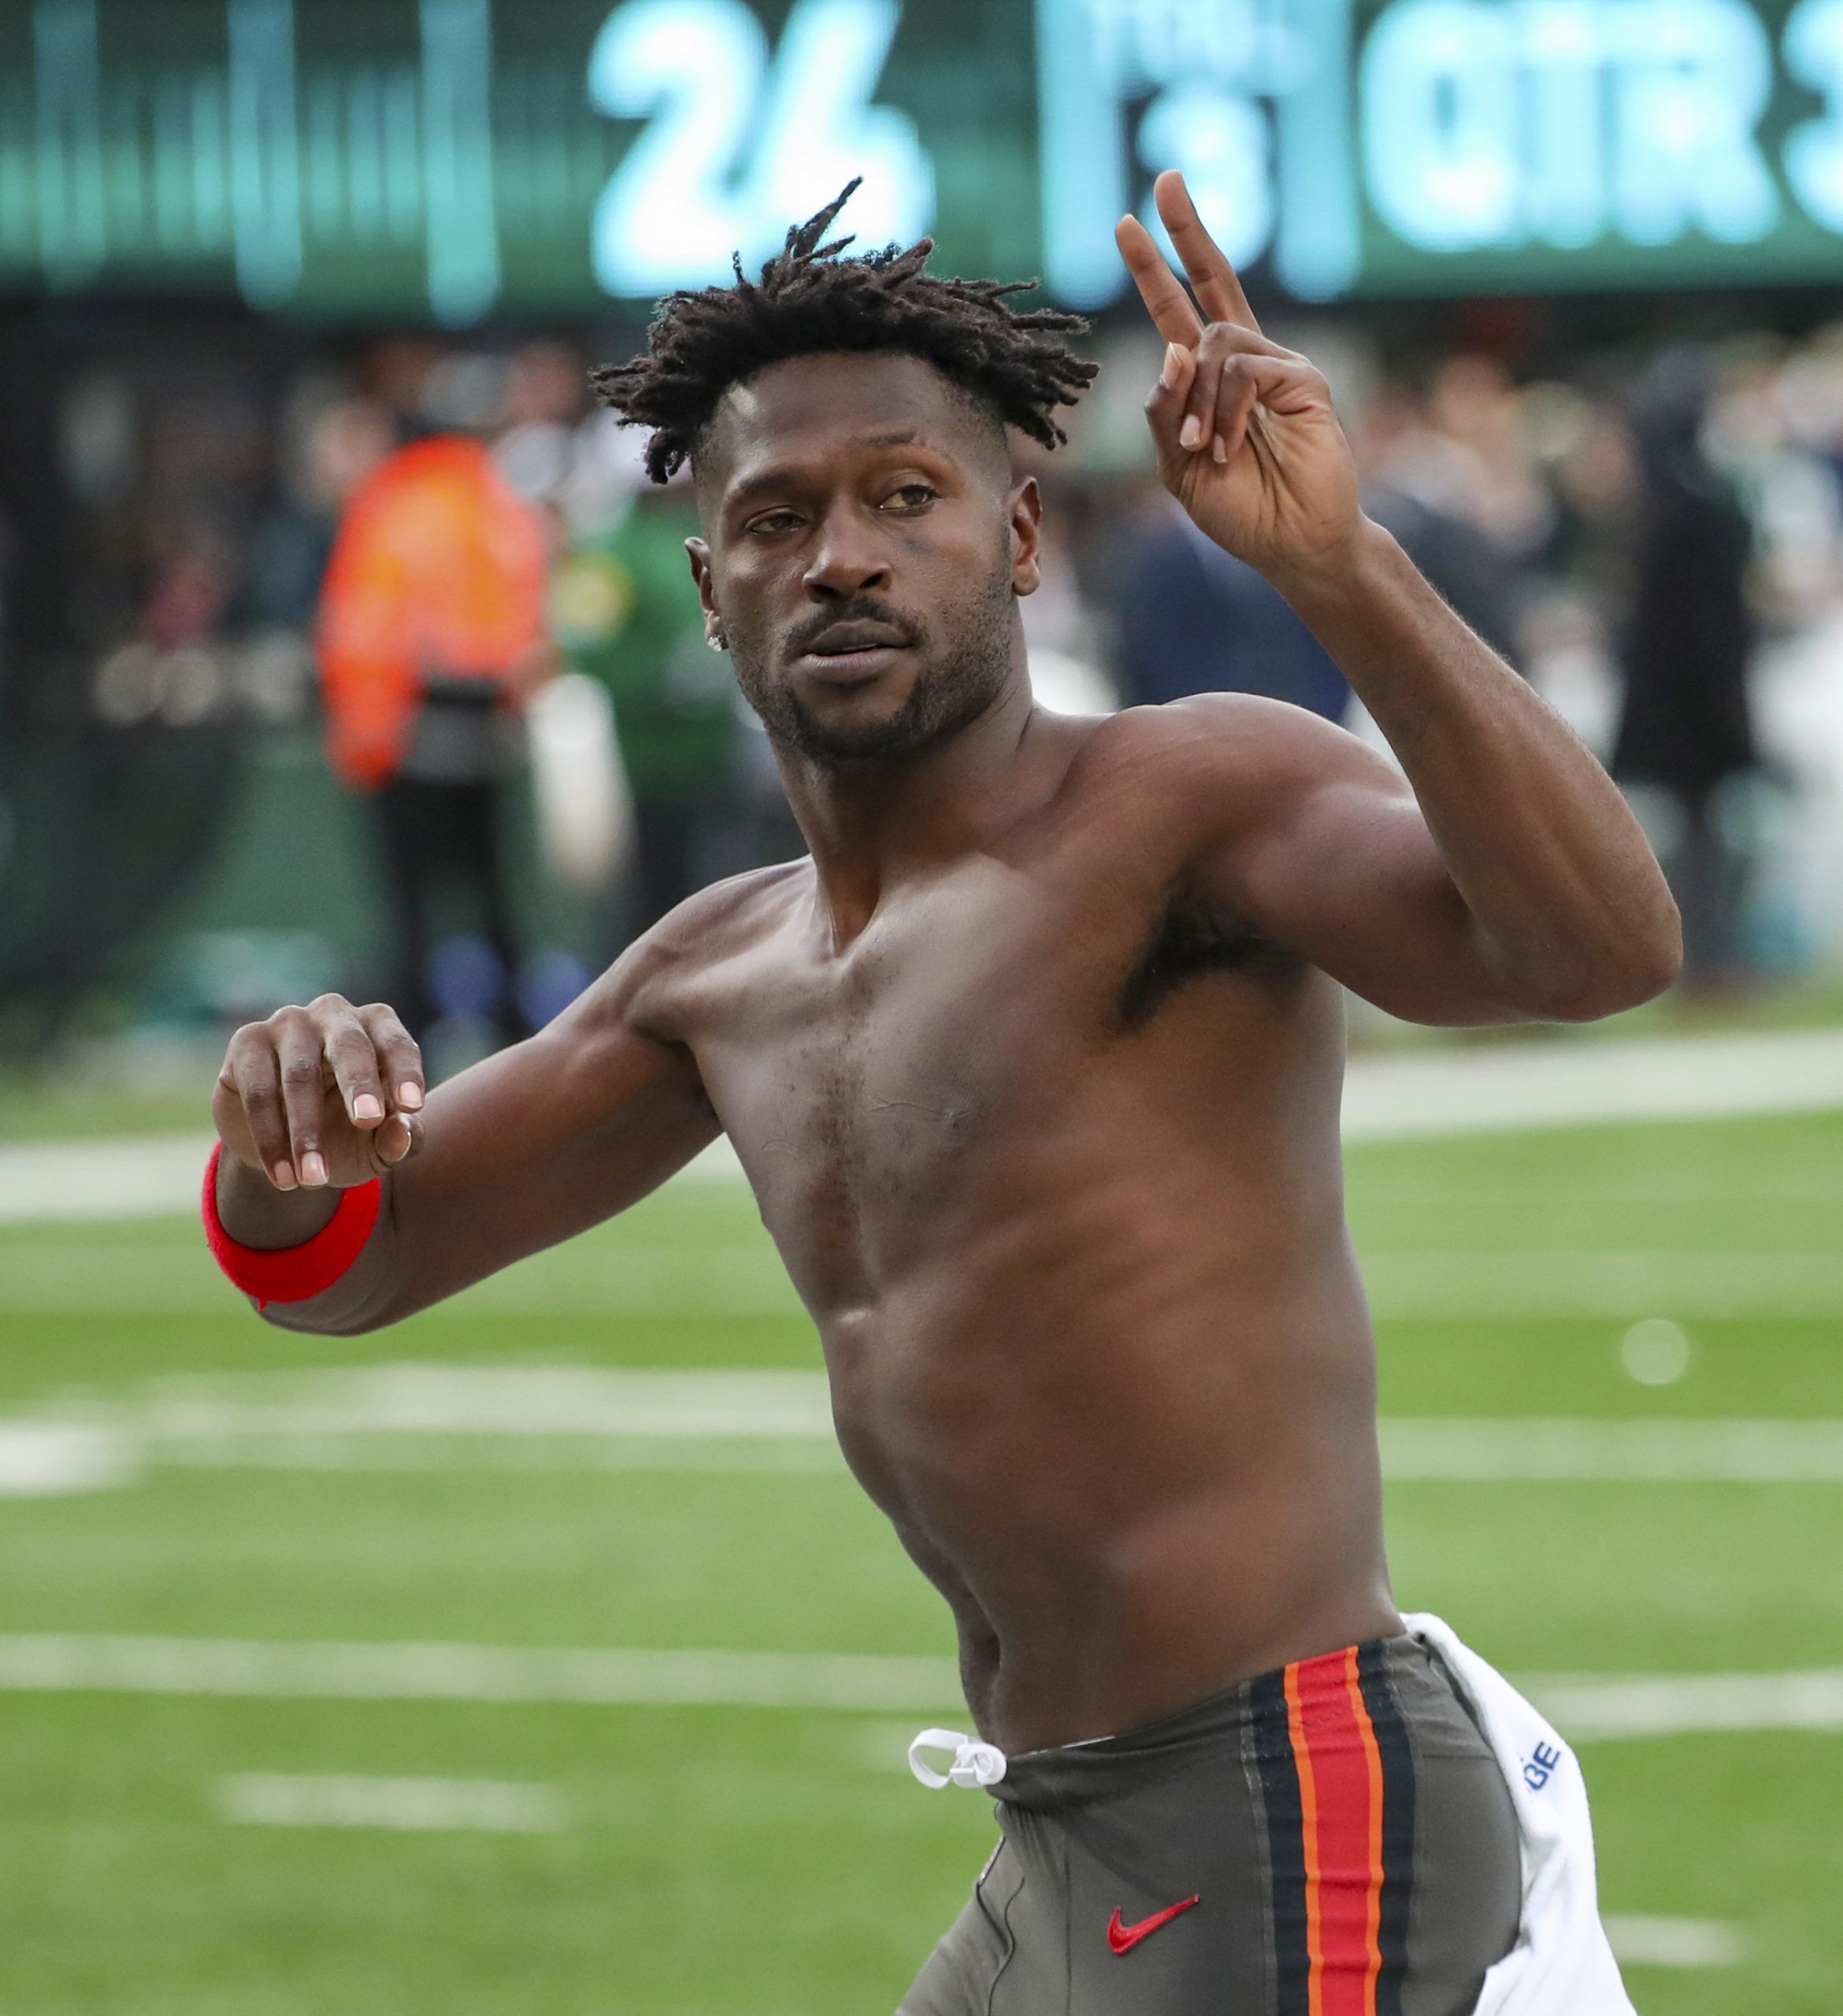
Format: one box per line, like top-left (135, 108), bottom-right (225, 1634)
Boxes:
top-left (0, 1), bottom-right (1839, 2010)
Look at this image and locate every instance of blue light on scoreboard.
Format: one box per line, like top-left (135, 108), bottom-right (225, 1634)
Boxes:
top-left (1038, 0), bottom-right (1843, 301)
top-left (586, 0), bottom-right (933, 297)
top-left (0, 0), bottom-right (1836, 320)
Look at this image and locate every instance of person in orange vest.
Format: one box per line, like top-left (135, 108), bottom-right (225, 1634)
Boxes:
top-left (317, 431), bottom-right (555, 1044)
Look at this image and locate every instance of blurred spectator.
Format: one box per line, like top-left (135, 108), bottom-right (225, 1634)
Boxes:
top-left (358, 335), bottom-right (454, 435)
top-left (999, 447), bottom-right (1115, 717)
top-left (551, 482), bottom-right (738, 932)
top-left (1532, 384), bottom-right (1641, 598)
top-left (317, 427), bottom-right (554, 1042)
top-left (1707, 335), bottom-right (1843, 628)
top-left (1355, 373), bottom-right (1526, 667)
top-left (1612, 350), bottom-right (1759, 992)
top-left (495, 338), bottom-right (593, 507)
top-left (1111, 502), bottom-right (1350, 721)
top-left (1422, 354), bottom-right (1556, 562)
top-left (242, 396), bottom-right (394, 632)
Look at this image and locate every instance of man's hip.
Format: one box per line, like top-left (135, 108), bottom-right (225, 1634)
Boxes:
top-left (899, 1630), bottom-right (1522, 2016)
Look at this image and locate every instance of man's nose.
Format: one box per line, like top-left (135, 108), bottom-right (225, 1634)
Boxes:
top-left (803, 506), bottom-right (892, 600)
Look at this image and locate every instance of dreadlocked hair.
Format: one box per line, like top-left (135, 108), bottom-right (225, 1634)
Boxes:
top-left (591, 180), bottom-right (1099, 484)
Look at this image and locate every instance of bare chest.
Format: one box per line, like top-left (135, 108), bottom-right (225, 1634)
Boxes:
top-left (680, 858), bottom-right (1282, 1308)
top-left (702, 865), bottom-right (1058, 1251)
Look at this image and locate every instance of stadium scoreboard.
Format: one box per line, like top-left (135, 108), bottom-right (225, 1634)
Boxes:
top-left (1, 0), bottom-right (1838, 320)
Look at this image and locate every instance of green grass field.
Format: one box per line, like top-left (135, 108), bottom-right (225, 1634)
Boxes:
top-left (0, 1106), bottom-right (1839, 2014)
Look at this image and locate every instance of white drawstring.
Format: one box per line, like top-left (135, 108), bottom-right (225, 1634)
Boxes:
top-left (908, 1727), bottom-right (1008, 1789)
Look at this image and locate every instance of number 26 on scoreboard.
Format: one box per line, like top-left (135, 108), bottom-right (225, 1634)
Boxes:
top-left (588, 0), bottom-right (936, 297)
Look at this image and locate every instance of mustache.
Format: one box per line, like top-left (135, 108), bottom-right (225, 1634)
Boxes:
top-left (783, 598), bottom-right (925, 657)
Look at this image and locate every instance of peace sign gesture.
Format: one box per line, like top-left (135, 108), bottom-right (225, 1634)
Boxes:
top-left (1116, 172), bottom-right (1363, 589)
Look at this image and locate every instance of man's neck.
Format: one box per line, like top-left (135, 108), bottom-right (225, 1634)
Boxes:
top-left (776, 673), bottom-right (1053, 947)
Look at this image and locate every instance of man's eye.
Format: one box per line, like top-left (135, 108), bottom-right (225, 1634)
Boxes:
top-left (883, 484), bottom-right (937, 512)
top-left (748, 511), bottom-right (803, 536)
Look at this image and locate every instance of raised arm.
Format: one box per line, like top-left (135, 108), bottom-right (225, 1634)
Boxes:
top-left (1116, 172), bottom-right (1681, 1025)
top-left (210, 941), bottom-right (718, 1336)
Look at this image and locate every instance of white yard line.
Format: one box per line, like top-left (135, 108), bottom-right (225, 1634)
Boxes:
top-left (1338, 1027), bottom-right (1843, 1139)
top-left (0, 1134), bottom-right (218, 1225)
top-left (0, 1636), bottom-right (966, 1711)
top-left (24, 1419), bottom-right (1843, 1490)
top-left (5, 1027), bottom-right (1841, 1225)
top-left (0, 1422), bottom-right (141, 1495)
top-left (216, 1773), bottom-right (566, 1833)
top-left (0, 1634), bottom-right (1837, 1744)
top-left (127, 1416), bottom-right (1843, 1484)
top-left (113, 1366), bottom-right (839, 1439)
top-left (1526, 1669), bottom-right (1843, 1740)
top-left (1601, 1916), bottom-right (1745, 1968)
top-left (10, 1365), bottom-right (1843, 1489)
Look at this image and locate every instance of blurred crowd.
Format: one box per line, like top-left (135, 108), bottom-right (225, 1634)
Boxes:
top-left (6, 311), bottom-right (1842, 1046)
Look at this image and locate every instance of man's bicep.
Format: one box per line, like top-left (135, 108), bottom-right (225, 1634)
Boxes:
top-left (1207, 753), bottom-right (1519, 1025)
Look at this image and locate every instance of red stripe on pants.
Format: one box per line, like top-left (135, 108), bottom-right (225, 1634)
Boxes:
top-left (1285, 1648), bottom-right (1386, 2016)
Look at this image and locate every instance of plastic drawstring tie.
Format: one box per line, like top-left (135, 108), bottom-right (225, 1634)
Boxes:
top-left (907, 1727), bottom-right (1008, 1789)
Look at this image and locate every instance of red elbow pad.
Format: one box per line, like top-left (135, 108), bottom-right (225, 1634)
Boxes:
top-left (202, 1141), bottom-right (382, 1310)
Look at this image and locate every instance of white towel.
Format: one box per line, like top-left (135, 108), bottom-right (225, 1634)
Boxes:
top-left (1405, 1614), bottom-right (1637, 2016)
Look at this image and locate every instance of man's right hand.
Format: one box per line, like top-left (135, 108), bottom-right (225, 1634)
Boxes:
top-left (214, 995), bottom-right (425, 1191)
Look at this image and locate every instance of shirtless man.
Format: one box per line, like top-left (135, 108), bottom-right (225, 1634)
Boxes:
top-left (204, 179), bottom-right (1676, 2014)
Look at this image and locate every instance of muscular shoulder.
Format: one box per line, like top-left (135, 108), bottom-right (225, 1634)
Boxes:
top-left (1074, 695), bottom-right (1405, 840)
top-left (1088, 693), bottom-right (1382, 791)
top-left (643, 858), bottom-right (811, 964)
top-left (600, 858), bottom-right (813, 1039)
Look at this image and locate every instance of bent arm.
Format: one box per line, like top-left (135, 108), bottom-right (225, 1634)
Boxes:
top-left (1185, 525), bottom-right (1682, 1025)
top-left (224, 959), bottom-right (718, 1338)
top-left (1109, 178), bottom-right (1678, 1022)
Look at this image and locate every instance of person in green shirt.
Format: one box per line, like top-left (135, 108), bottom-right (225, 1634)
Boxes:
top-left (551, 487), bottom-right (740, 930)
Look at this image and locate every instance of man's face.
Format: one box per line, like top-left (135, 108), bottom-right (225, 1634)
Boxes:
top-left (687, 353), bottom-right (1041, 766)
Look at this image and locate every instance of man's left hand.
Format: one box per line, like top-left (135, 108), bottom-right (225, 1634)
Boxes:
top-left (1117, 172), bottom-right (1364, 591)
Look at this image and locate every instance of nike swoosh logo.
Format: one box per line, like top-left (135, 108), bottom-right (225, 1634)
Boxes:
top-left (1107, 1895), bottom-right (1201, 1955)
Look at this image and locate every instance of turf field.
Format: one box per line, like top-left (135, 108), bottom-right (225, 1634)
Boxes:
top-left (0, 1103), bottom-right (1838, 2014)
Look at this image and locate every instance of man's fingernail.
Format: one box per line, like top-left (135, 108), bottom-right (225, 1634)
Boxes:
top-left (300, 1152), bottom-right (328, 1188)
top-left (398, 1083), bottom-right (424, 1110)
top-left (354, 1095), bottom-right (384, 1122)
top-left (272, 1162), bottom-right (297, 1191)
top-left (1213, 436), bottom-right (1229, 464)
top-left (1179, 415), bottom-right (1203, 450)
top-left (1159, 343), bottom-right (1184, 390)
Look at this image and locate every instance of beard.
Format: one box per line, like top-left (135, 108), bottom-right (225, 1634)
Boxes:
top-left (727, 550), bottom-right (1016, 769)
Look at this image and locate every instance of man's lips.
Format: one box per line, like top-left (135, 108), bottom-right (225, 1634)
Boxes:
top-left (790, 621), bottom-right (914, 684)
top-left (795, 644), bottom-right (906, 685)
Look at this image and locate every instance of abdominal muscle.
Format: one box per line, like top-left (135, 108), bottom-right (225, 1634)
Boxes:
top-left (807, 1167), bottom-right (1404, 1755)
